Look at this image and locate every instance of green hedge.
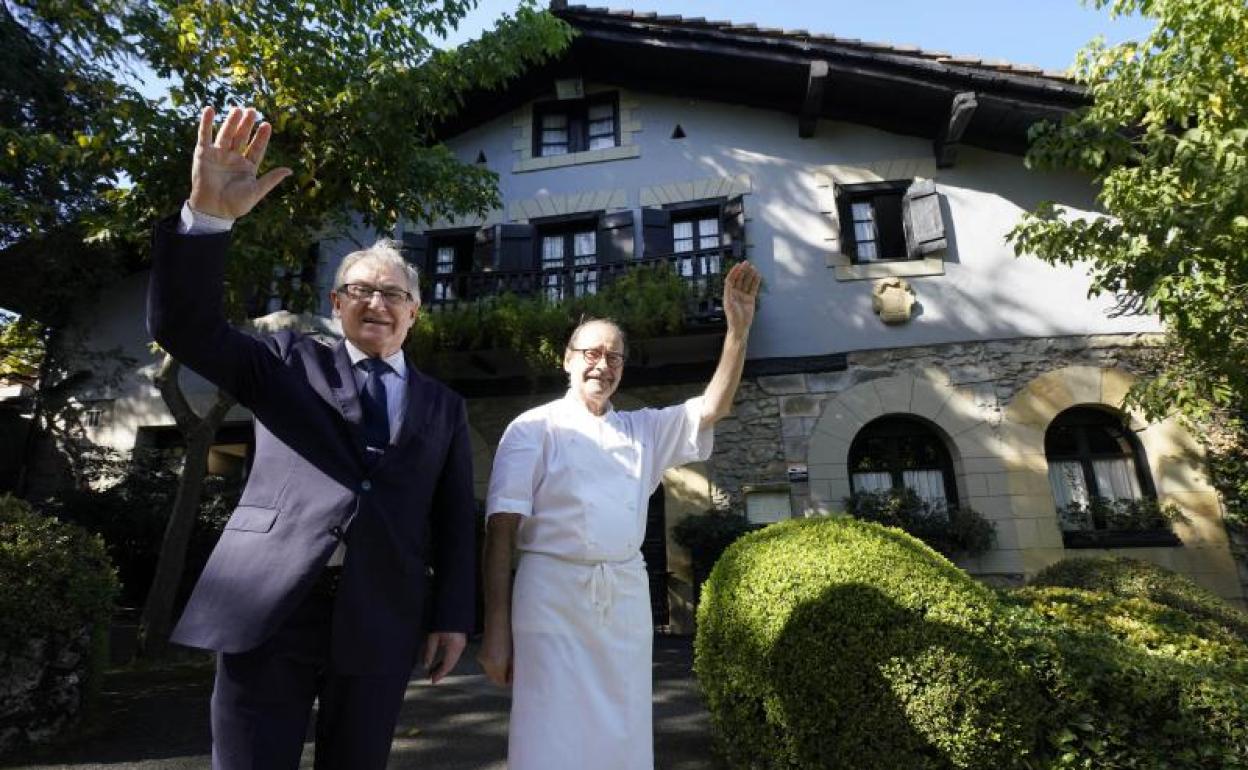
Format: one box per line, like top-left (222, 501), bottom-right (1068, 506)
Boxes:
top-left (695, 516), bottom-right (1248, 769)
top-left (695, 517), bottom-right (1044, 769)
top-left (1009, 587), bottom-right (1248, 768)
top-left (1030, 556), bottom-right (1248, 642)
top-left (0, 494), bottom-right (118, 649)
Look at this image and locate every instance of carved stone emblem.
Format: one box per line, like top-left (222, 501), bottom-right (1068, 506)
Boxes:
top-left (872, 277), bottom-right (916, 324)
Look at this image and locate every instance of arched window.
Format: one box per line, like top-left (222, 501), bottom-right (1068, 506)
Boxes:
top-left (1045, 406), bottom-right (1163, 537)
top-left (848, 416), bottom-right (958, 508)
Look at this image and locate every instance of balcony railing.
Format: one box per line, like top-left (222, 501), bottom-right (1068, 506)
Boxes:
top-left (421, 247), bottom-right (731, 325)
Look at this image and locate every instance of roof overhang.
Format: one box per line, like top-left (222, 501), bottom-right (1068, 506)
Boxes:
top-left (438, 4), bottom-right (1087, 162)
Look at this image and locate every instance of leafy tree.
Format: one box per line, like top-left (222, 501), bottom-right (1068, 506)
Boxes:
top-left (0, 314), bottom-right (43, 384)
top-left (1008, 0), bottom-right (1248, 422)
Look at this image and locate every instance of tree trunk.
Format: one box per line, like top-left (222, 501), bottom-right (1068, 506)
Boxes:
top-left (138, 354), bottom-right (234, 658)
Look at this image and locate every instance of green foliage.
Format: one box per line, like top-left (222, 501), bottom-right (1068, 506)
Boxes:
top-left (4, 0), bottom-right (572, 320)
top-left (695, 517), bottom-right (1248, 769)
top-left (1007, 0), bottom-right (1248, 421)
top-left (844, 488), bottom-right (996, 556)
top-left (1008, 587), bottom-right (1248, 769)
top-left (1203, 408), bottom-right (1248, 536)
top-left (0, 494), bottom-right (118, 649)
top-left (43, 449), bottom-right (241, 607)
top-left (696, 517), bottom-right (1042, 769)
top-left (672, 510), bottom-right (757, 555)
top-left (1030, 555), bottom-right (1248, 643)
top-left (0, 314), bottom-right (44, 382)
top-left (1055, 495), bottom-right (1183, 532)
top-left (406, 263), bottom-right (697, 372)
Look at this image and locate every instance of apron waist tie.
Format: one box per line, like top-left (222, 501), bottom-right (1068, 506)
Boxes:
top-left (521, 551), bottom-right (643, 627)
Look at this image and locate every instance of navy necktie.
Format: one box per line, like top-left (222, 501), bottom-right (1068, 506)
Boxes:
top-left (357, 358), bottom-right (391, 459)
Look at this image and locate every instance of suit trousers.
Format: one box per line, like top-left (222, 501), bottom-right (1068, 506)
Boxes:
top-left (210, 571), bottom-right (411, 770)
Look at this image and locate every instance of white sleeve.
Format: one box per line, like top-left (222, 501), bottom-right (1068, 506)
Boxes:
top-left (641, 396), bottom-right (714, 488)
top-left (178, 200), bottom-right (236, 235)
top-left (485, 411), bottom-right (546, 519)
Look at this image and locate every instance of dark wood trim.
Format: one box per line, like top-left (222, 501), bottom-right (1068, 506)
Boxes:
top-left (799, 59), bottom-right (829, 138)
top-left (935, 91), bottom-right (978, 168)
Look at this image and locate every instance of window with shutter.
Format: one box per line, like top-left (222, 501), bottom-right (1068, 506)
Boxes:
top-left (834, 180), bottom-right (920, 264)
top-left (532, 93), bottom-right (619, 158)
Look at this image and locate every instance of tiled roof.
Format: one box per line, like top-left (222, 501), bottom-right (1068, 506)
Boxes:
top-left (556, 4), bottom-right (1074, 83)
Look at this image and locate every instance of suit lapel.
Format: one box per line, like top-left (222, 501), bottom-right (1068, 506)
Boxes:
top-left (329, 341), bottom-right (364, 426)
top-left (393, 358), bottom-right (431, 451)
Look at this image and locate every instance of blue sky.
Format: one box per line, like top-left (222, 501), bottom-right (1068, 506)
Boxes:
top-left (444, 0), bottom-right (1156, 73)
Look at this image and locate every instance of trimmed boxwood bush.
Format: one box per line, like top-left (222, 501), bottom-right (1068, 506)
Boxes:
top-left (0, 494), bottom-right (119, 754)
top-left (1008, 587), bottom-right (1248, 769)
top-left (695, 516), bottom-right (1045, 769)
top-left (1030, 556), bottom-right (1248, 643)
top-left (696, 516), bottom-right (1248, 769)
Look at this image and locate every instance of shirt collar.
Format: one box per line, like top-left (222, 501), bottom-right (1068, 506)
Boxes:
top-left (344, 340), bottom-right (408, 380)
top-left (562, 389), bottom-right (613, 417)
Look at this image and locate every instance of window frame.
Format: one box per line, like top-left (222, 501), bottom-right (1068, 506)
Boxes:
top-left (1043, 407), bottom-right (1176, 547)
top-left (422, 228), bottom-right (476, 305)
top-left (835, 180), bottom-right (912, 264)
top-left (533, 214), bottom-right (601, 301)
top-left (847, 415), bottom-right (960, 508)
top-left (531, 93), bottom-right (620, 158)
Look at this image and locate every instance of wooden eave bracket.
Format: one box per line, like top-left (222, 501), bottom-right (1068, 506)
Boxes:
top-left (799, 59), bottom-right (829, 138)
top-left (934, 91), bottom-right (978, 168)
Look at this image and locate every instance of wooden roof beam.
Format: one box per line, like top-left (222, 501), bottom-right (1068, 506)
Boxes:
top-left (934, 90), bottom-right (978, 167)
top-left (799, 59), bottom-right (829, 138)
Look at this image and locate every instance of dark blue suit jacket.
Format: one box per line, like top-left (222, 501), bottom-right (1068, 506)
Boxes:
top-left (147, 218), bottom-right (476, 675)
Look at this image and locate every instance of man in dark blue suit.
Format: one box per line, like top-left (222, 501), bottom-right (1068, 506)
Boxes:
top-left (148, 105), bottom-right (476, 769)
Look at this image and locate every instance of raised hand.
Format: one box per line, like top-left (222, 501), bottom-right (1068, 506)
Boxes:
top-left (188, 106), bottom-right (292, 220)
top-left (723, 261), bottom-right (761, 335)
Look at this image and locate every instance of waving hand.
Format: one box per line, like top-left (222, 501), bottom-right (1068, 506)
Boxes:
top-left (188, 106), bottom-right (292, 220)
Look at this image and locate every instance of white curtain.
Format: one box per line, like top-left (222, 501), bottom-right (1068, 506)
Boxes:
top-left (903, 469), bottom-right (947, 508)
top-left (1047, 461), bottom-right (1090, 509)
top-left (1092, 457), bottom-right (1142, 501)
top-left (852, 472), bottom-right (891, 493)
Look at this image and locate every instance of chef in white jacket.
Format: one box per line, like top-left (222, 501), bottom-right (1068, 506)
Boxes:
top-left (479, 261), bottom-right (761, 770)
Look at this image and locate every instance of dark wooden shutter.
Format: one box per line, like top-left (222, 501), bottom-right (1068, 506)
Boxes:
top-left (722, 195), bottom-right (747, 259)
top-left (641, 207), bottom-right (673, 257)
top-left (597, 210), bottom-right (634, 263)
top-left (496, 224), bottom-right (536, 271)
top-left (834, 185), bottom-right (858, 261)
top-left (400, 233), bottom-right (428, 272)
top-left (473, 225), bottom-right (496, 271)
top-left (902, 179), bottom-right (947, 258)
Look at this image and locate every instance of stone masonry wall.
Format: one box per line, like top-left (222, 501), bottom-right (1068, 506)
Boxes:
top-left (711, 333), bottom-right (1162, 513)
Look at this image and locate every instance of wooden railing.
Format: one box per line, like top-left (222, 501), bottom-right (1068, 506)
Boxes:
top-left (422, 247), bottom-right (731, 325)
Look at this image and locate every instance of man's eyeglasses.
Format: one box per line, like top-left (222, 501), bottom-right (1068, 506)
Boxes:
top-left (570, 347), bottom-right (626, 368)
top-left (338, 283), bottom-right (414, 305)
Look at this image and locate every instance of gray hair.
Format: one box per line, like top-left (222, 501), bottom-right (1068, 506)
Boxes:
top-left (333, 239), bottom-right (421, 306)
top-left (567, 316), bottom-right (628, 359)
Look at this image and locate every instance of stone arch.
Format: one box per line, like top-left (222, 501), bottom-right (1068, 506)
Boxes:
top-left (807, 373), bottom-right (989, 514)
top-left (1003, 366), bottom-right (1240, 602)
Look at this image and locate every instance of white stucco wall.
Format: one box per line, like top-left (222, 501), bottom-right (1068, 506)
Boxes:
top-left (438, 91), bottom-right (1160, 360)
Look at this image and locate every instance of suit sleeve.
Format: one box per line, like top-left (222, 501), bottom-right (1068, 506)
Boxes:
top-left (427, 395), bottom-right (477, 633)
top-left (146, 215), bottom-right (287, 409)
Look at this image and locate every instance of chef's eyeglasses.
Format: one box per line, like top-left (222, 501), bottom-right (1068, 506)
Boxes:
top-left (570, 347), bottom-right (626, 368)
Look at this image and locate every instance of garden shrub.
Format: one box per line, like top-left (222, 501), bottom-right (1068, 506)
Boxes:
top-left (1030, 556), bottom-right (1248, 643)
top-left (0, 494), bottom-right (119, 755)
top-left (844, 488), bottom-right (995, 557)
top-left (695, 516), bottom-right (1043, 769)
top-left (695, 516), bottom-right (1248, 769)
top-left (1008, 587), bottom-right (1248, 769)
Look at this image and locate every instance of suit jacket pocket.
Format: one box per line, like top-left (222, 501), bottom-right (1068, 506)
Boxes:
top-left (224, 505), bottom-right (279, 533)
